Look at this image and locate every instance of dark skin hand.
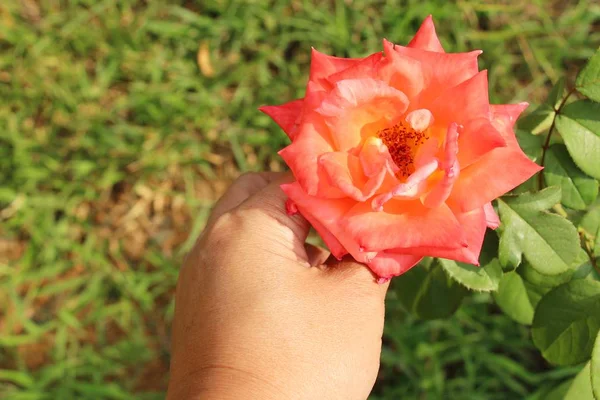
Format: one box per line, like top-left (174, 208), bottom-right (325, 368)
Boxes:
top-left (167, 172), bottom-right (390, 400)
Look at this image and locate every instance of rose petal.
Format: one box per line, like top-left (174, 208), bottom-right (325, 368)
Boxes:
top-left (490, 102), bottom-right (529, 147)
top-left (429, 71), bottom-right (506, 165)
top-left (367, 252), bottom-right (423, 278)
top-left (405, 108), bottom-right (435, 132)
top-left (449, 147), bottom-right (542, 212)
top-left (407, 15), bottom-right (445, 53)
top-left (414, 136), bottom-right (440, 169)
top-left (457, 118), bottom-right (507, 168)
top-left (281, 182), bottom-right (376, 263)
top-left (319, 152), bottom-right (388, 201)
top-left (428, 70), bottom-right (489, 124)
top-left (259, 99), bottom-right (304, 140)
top-left (295, 203), bottom-right (347, 260)
top-left (371, 158), bottom-right (439, 210)
top-left (343, 199), bottom-right (467, 252)
top-left (483, 202), bottom-right (500, 229)
top-left (422, 123), bottom-right (460, 208)
top-left (326, 52), bottom-right (384, 84)
top-left (279, 113), bottom-right (342, 197)
top-left (379, 39), bottom-right (425, 99)
top-left (317, 78), bottom-right (409, 152)
top-left (309, 48), bottom-right (362, 91)
top-left (302, 81), bottom-right (329, 112)
top-left (392, 46), bottom-right (482, 109)
top-left (389, 206), bottom-right (487, 265)
top-left (359, 136), bottom-right (400, 177)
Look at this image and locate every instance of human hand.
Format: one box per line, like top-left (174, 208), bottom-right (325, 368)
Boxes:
top-left (167, 172), bottom-right (390, 400)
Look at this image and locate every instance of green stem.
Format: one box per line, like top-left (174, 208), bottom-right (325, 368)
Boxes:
top-left (584, 244), bottom-right (600, 276)
top-left (579, 232), bottom-right (600, 276)
top-left (537, 87), bottom-right (577, 190)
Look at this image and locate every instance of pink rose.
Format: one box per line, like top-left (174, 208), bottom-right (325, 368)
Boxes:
top-left (260, 16), bottom-right (541, 279)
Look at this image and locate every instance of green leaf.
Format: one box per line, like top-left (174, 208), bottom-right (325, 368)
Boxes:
top-left (393, 262), bottom-right (468, 320)
top-left (547, 77), bottom-right (567, 109)
top-left (546, 380), bottom-right (575, 400)
top-left (522, 279), bottom-right (548, 310)
top-left (544, 144), bottom-right (599, 210)
top-left (498, 187), bottom-right (580, 274)
top-left (519, 248), bottom-right (588, 289)
top-left (518, 103), bottom-right (555, 135)
top-left (581, 205), bottom-right (600, 234)
top-left (517, 77), bottom-right (565, 135)
top-left (555, 100), bottom-right (600, 179)
top-left (532, 279), bottom-right (600, 365)
top-left (592, 331), bottom-right (600, 400)
top-left (516, 129), bottom-right (543, 161)
top-left (581, 205), bottom-right (600, 253)
top-left (438, 258), bottom-right (503, 292)
top-left (573, 260), bottom-right (595, 281)
top-left (479, 229), bottom-right (500, 266)
top-left (519, 260), bottom-right (573, 288)
top-left (516, 250), bottom-right (591, 312)
top-left (564, 363), bottom-right (595, 400)
top-left (493, 271), bottom-right (535, 325)
top-left (502, 185), bottom-right (562, 211)
top-left (394, 264), bottom-right (428, 310)
top-left (576, 48), bottom-right (600, 102)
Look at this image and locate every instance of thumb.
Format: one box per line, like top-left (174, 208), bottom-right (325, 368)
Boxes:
top-left (238, 172), bottom-right (312, 256)
top-left (206, 171), bottom-right (283, 226)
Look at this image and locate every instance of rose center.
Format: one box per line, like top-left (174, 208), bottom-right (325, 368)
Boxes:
top-left (376, 120), bottom-right (429, 179)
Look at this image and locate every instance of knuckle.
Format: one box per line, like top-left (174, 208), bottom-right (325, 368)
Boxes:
top-left (203, 209), bottom-right (259, 249)
top-left (186, 212), bottom-right (244, 269)
top-left (206, 211), bottom-right (239, 243)
top-left (236, 171), bottom-right (268, 186)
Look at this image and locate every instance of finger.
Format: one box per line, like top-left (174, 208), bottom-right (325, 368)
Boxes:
top-left (324, 255), bottom-right (391, 299)
top-left (238, 173), bottom-right (312, 258)
top-left (305, 243), bottom-right (330, 267)
top-left (241, 172), bottom-right (311, 240)
top-left (207, 172), bottom-right (284, 226)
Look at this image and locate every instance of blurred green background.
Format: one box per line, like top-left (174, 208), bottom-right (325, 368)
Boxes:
top-left (1, 0), bottom-right (599, 399)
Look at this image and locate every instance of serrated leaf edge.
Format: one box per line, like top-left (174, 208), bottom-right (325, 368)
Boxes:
top-left (438, 258), bottom-right (500, 292)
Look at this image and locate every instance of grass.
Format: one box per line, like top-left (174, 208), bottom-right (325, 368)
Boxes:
top-left (0, 0), bottom-right (599, 398)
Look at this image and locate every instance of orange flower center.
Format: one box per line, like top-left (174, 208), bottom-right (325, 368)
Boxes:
top-left (376, 120), bottom-right (429, 179)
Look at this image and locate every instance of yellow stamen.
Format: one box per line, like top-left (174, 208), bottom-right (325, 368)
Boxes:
top-left (376, 120), bottom-right (429, 179)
